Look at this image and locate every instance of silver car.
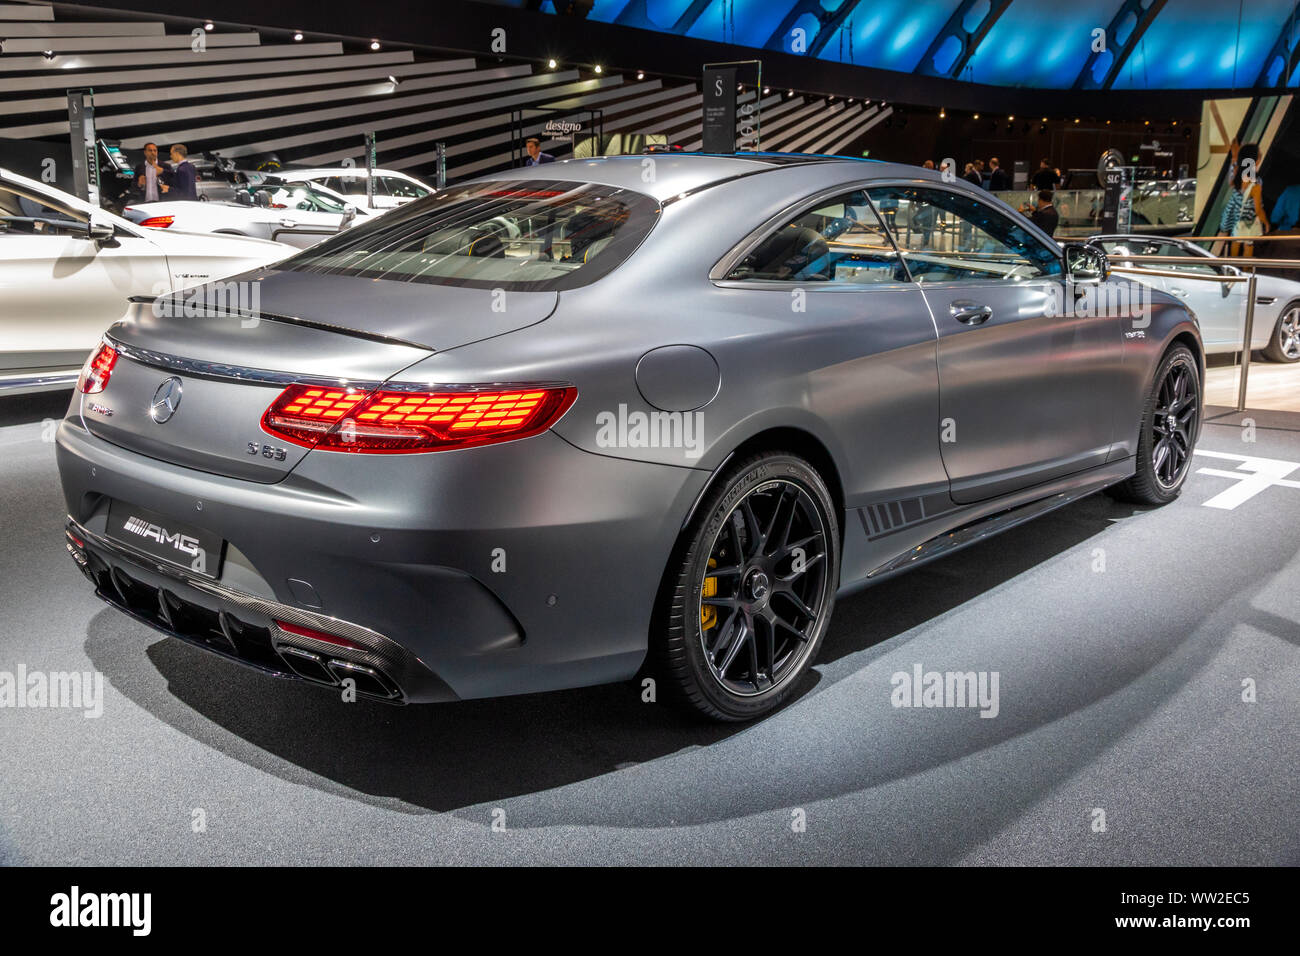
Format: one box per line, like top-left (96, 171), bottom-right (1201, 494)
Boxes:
top-left (57, 155), bottom-right (1204, 721)
top-left (1092, 233), bottom-right (1300, 362)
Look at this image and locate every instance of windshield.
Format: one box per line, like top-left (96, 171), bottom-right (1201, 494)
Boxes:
top-left (279, 179), bottom-right (660, 291)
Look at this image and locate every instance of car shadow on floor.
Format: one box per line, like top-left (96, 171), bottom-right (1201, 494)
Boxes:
top-left (0, 391), bottom-right (73, 428)
top-left (82, 491), bottom-right (1138, 814)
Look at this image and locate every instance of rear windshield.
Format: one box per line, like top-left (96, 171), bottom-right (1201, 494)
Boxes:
top-left (279, 179), bottom-right (661, 291)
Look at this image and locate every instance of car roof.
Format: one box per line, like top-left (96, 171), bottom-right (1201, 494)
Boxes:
top-left (476, 153), bottom-right (945, 203)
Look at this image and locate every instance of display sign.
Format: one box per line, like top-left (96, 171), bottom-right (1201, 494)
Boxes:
top-left (67, 89), bottom-right (100, 206)
top-left (702, 66), bottom-right (737, 154)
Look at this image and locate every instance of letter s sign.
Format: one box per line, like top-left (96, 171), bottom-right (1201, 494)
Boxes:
top-left (715, 77), bottom-right (724, 96)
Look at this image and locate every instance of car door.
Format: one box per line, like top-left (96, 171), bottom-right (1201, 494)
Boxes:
top-left (867, 184), bottom-right (1122, 503)
top-left (0, 181), bottom-right (170, 376)
top-left (712, 186), bottom-right (946, 582)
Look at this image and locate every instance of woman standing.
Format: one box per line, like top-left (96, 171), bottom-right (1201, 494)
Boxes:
top-left (1218, 141), bottom-right (1270, 257)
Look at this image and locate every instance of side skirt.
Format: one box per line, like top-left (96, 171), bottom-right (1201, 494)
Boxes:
top-left (838, 457), bottom-right (1134, 595)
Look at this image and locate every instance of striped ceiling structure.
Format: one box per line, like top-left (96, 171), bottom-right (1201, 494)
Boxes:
top-left (0, 1), bottom-right (888, 183)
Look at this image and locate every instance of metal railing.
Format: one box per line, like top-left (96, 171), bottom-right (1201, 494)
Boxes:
top-left (1106, 251), bottom-right (1298, 410)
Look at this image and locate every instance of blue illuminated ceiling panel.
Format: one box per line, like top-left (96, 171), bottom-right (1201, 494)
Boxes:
top-left (1111, 0), bottom-right (1295, 89)
top-left (479, 0), bottom-right (1300, 90)
top-left (967, 4), bottom-right (1102, 87)
top-left (814, 2), bottom-right (957, 73)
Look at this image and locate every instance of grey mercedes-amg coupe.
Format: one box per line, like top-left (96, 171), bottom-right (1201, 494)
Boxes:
top-left (57, 153), bottom-right (1203, 720)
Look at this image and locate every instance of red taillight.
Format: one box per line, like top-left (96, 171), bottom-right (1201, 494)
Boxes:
top-left (261, 383), bottom-right (576, 453)
top-left (77, 342), bottom-right (118, 394)
top-left (139, 215), bottom-right (174, 228)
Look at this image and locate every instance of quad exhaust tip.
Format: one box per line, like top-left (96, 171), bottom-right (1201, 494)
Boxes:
top-left (274, 643), bottom-right (401, 700)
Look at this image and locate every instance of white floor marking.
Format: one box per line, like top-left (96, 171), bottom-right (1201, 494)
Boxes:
top-left (1193, 449), bottom-right (1300, 510)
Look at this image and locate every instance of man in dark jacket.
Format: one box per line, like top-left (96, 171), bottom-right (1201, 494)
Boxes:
top-left (132, 142), bottom-right (170, 202)
top-left (1031, 158), bottom-right (1060, 192)
top-left (1028, 190), bottom-right (1059, 237)
top-left (168, 144), bottom-right (198, 200)
top-left (988, 157), bottom-right (1010, 191)
top-left (524, 138), bottom-right (556, 166)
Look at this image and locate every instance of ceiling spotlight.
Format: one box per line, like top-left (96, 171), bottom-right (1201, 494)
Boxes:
top-left (293, 31), bottom-right (303, 42)
top-left (939, 109), bottom-right (946, 118)
top-left (203, 21), bottom-right (213, 31)
top-left (547, 58), bottom-right (557, 69)
top-left (594, 64), bottom-right (602, 74)
top-left (1008, 115), bottom-right (1015, 121)
top-left (972, 113), bottom-right (979, 119)
top-left (1074, 117), bottom-right (1080, 124)
top-left (636, 70), bottom-right (645, 80)
top-left (370, 39), bottom-right (381, 50)
top-left (848, 97), bottom-right (855, 104)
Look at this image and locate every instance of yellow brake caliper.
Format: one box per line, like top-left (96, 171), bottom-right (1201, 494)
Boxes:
top-left (701, 558), bottom-right (718, 631)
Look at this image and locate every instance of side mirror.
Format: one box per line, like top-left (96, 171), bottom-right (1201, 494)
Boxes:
top-left (340, 204), bottom-right (357, 229)
top-left (87, 214), bottom-right (115, 245)
top-left (1063, 242), bottom-right (1109, 282)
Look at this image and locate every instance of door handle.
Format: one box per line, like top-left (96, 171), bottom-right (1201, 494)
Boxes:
top-left (1169, 287), bottom-right (1188, 297)
top-left (950, 301), bottom-right (993, 325)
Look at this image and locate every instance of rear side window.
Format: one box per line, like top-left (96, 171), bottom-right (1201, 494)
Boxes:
top-left (281, 179), bottom-right (661, 291)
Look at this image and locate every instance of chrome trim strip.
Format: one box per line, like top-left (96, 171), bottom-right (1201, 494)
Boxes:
top-left (0, 371), bottom-right (78, 392)
top-left (105, 335), bottom-right (382, 389)
top-left (105, 334), bottom-right (574, 395)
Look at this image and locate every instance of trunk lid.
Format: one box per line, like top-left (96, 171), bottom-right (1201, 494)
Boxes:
top-left (83, 298), bottom-right (433, 483)
top-left (236, 267), bottom-right (559, 351)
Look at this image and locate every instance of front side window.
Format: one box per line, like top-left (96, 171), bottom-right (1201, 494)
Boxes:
top-left (727, 188), bottom-right (907, 285)
top-left (0, 183), bottom-right (85, 237)
top-left (280, 179), bottom-right (660, 291)
top-left (382, 176), bottom-right (430, 199)
top-left (867, 185), bottom-right (1062, 283)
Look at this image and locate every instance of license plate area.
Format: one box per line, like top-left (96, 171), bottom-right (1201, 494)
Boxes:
top-left (105, 500), bottom-right (226, 579)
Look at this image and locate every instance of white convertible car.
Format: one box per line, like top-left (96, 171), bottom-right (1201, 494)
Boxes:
top-left (249, 167), bottom-right (432, 209)
top-left (1092, 234), bottom-right (1300, 362)
top-left (0, 167), bottom-right (294, 395)
top-left (123, 180), bottom-right (375, 248)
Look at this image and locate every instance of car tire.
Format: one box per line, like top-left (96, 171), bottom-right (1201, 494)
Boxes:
top-left (1107, 344), bottom-right (1200, 505)
top-left (651, 451), bottom-right (840, 721)
top-left (1262, 301), bottom-right (1300, 363)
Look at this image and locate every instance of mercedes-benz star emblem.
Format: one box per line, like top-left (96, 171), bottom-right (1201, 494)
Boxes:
top-left (150, 377), bottom-right (183, 424)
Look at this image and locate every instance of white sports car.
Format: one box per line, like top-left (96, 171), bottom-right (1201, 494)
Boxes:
top-left (0, 167), bottom-right (294, 396)
top-left (248, 167), bottom-right (432, 210)
top-left (1092, 234), bottom-right (1300, 362)
top-left (123, 180), bottom-right (375, 248)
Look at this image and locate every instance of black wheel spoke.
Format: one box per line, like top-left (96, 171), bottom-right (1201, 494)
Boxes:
top-left (697, 476), bottom-right (832, 698)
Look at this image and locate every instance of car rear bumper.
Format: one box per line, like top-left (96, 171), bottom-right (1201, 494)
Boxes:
top-left (57, 412), bottom-right (709, 702)
top-left (64, 516), bottom-right (449, 702)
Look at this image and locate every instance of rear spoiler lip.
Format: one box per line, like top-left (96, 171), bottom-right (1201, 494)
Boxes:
top-left (125, 295), bottom-right (433, 351)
